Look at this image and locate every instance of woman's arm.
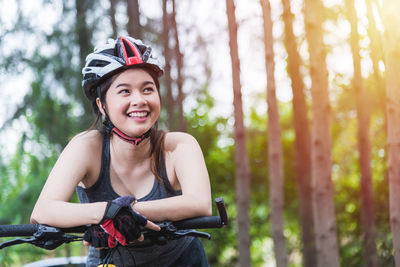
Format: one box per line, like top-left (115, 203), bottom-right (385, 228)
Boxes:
top-left (30, 131), bottom-right (108, 227)
top-left (133, 132), bottom-right (212, 221)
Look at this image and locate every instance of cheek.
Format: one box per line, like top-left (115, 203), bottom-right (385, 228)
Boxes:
top-left (114, 101), bottom-right (127, 111)
top-left (152, 98), bottom-right (161, 114)
top-left (105, 97), bottom-right (128, 117)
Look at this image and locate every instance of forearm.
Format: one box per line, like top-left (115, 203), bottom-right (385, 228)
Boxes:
top-left (133, 195), bottom-right (212, 222)
top-left (30, 200), bottom-right (107, 228)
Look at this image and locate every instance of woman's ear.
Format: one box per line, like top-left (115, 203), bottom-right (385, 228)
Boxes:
top-left (96, 97), bottom-right (106, 116)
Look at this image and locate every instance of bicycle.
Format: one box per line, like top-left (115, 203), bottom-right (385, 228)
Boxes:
top-left (0, 197), bottom-right (228, 266)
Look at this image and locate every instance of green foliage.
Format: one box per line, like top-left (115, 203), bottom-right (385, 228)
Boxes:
top-left (330, 77), bottom-right (393, 265)
top-left (186, 85), bottom-right (237, 265)
top-left (0, 0), bottom-right (395, 266)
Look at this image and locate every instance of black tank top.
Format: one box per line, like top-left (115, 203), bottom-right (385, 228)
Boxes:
top-left (76, 133), bottom-right (193, 267)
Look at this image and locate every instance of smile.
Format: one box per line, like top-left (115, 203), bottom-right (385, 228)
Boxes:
top-left (127, 111), bottom-right (149, 118)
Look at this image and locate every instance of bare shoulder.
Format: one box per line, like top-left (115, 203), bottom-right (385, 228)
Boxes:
top-left (71, 130), bottom-right (102, 146)
top-left (164, 132), bottom-right (199, 151)
top-left (62, 130), bottom-right (103, 186)
top-left (64, 130), bottom-right (103, 156)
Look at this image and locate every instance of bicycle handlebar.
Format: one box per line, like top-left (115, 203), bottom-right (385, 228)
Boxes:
top-left (0, 224), bottom-right (88, 237)
top-left (0, 224), bottom-right (39, 237)
top-left (0, 197), bottom-right (228, 237)
top-left (0, 197), bottom-right (228, 250)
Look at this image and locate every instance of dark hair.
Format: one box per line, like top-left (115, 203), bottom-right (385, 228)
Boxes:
top-left (87, 66), bottom-right (166, 183)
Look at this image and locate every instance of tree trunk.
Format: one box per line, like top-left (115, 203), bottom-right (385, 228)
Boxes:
top-left (162, 0), bottom-right (175, 130)
top-left (382, 1), bottom-right (400, 265)
top-left (281, 0), bottom-right (316, 266)
top-left (365, 0), bottom-right (384, 87)
top-left (109, 0), bottom-right (118, 38)
top-left (126, 0), bottom-right (141, 39)
top-left (225, 0), bottom-right (251, 266)
top-left (171, 0), bottom-right (186, 131)
top-left (303, 0), bottom-right (340, 266)
top-left (75, 0), bottom-right (94, 127)
top-left (260, 1), bottom-right (287, 266)
top-left (365, 0), bottom-right (387, 145)
top-left (75, 0), bottom-right (91, 69)
top-left (345, 1), bottom-right (378, 266)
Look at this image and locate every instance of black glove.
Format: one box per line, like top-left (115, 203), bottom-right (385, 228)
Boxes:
top-left (83, 224), bottom-right (116, 248)
top-left (100, 196), bottom-right (147, 246)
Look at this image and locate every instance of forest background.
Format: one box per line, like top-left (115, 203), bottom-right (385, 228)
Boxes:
top-left (1, 0), bottom-right (400, 266)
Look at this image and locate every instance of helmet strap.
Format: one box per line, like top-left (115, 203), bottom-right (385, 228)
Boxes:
top-left (97, 86), bottom-right (102, 102)
top-left (111, 127), bottom-right (152, 146)
top-left (103, 116), bottom-right (152, 146)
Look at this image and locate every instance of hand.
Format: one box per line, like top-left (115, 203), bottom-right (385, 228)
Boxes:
top-left (100, 196), bottom-right (160, 246)
top-left (83, 224), bottom-right (117, 248)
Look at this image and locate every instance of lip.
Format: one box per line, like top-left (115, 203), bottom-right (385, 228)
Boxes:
top-left (130, 117), bottom-right (148, 122)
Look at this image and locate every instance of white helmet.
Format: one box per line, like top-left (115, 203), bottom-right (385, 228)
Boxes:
top-left (82, 36), bottom-right (163, 100)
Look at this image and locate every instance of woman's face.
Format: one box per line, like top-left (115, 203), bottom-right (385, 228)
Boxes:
top-left (97, 68), bottom-right (161, 137)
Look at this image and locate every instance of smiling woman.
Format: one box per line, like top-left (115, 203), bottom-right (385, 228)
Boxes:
top-left (97, 69), bottom-right (161, 139)
top-left (30, 36), bottom-right (212, 267)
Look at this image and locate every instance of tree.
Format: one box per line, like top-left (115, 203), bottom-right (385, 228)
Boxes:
top-left (303, 0), bottom-right (340, 266)
top-left (225, 0), bottom-right (251, 265)
top-left (160, 0), bottom-right (186, 131)
top-left (171, 0), bottom-right (186, 131)
top-left (162, 0), bottom-right (175, 130)
top-left (75, 0), bottom-right (95, 128)
top-left (110, 0), bottom-right (118, 38)
top-left (382, 1), bottom-right (400, 265)
top-left (365, 0), bottom-right (387, 160)
top-left (365, 0), bottom-right (384, 90)
top-left (126, 0), bottom-right (142, 39)
top-left (345, 0), bottom-right (377, 265)
top-left (260, 0), bottom-right (287, 266)
top-left (281, 0), bottom-right (316, 265)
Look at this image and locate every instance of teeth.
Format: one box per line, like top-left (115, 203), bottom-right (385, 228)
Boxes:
top-left (128, 112), bottom-right (148, 118)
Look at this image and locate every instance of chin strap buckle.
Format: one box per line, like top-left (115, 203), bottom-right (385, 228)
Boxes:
top-left (111, 127), bottom-right (152, 146)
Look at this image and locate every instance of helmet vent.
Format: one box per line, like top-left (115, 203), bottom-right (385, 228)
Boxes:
top-left (101, 49), bottom-right (115, 56)
top-left (88, 60), bottom-right (111, 67)
top-left (123, 39), bottom-right (136, 58)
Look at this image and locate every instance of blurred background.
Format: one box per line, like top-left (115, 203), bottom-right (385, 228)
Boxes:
top-left (0, 0), bottom-right (396, 266)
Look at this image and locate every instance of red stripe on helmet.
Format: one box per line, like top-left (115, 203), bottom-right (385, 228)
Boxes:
top-left (120, 36), bottom-right (143, 66)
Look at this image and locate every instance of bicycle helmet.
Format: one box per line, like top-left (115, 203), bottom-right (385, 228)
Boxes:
top-left (82, 36), bottom-right (164, 100)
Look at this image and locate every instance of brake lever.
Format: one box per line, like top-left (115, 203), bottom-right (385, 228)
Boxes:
top-left (0, 225), bottom-right (83, 250)
top-left (0, 237), bottom-right (37, 249)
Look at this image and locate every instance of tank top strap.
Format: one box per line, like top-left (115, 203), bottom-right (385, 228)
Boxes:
top-left (159, 152), bottom-right (180, 195)
top-left (101, 133), bottom-right (111, 181)
top-left (100, 134), bottom-right (119, 199)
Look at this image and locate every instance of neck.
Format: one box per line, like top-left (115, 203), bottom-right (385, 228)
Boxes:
top-left (109, 134), bottom-right (152, 164)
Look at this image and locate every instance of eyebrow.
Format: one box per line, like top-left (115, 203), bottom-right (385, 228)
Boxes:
top-left (115, 81), bottom-right (155, 89)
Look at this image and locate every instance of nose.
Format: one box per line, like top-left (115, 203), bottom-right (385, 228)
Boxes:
top-left (130, 90), bottom-right (146, 107)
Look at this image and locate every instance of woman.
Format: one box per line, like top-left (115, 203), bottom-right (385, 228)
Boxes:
top-left (30, 36), bottom-right (212, 266)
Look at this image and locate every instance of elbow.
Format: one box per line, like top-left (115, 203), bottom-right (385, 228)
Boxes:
top-left (30, 209), bottom-right (44, 225)
top-left (204, 198), bottom-right (212, 216)
top-left (30, 210), bottom-right (40, 224)
top-left (30, 204), bottom-right (51, 225)
top-left (30, 216), bottom-right (37, 224)
top-left (197, 197), bottom-right (212, 217)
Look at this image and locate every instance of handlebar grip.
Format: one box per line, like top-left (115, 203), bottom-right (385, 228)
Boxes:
top-left (0, 224), bottom-right (38, 237)
top-left (59, 226), bottom-right (88, 234)
top-left (173, 216), bottom-right (223, 229)
top-left (215, 197), bottom-right (228, 226)
top-left (172, 197), bottom-right (229, 229)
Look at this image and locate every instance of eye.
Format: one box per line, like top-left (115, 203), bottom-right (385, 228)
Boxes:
top-left (143, 87), bottom-right (155, 93)
top-left (118, 89), bottom-right (130, 95)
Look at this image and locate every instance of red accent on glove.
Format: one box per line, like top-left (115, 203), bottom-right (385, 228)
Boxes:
top-left (101, 218), bottom-right (127, 246)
